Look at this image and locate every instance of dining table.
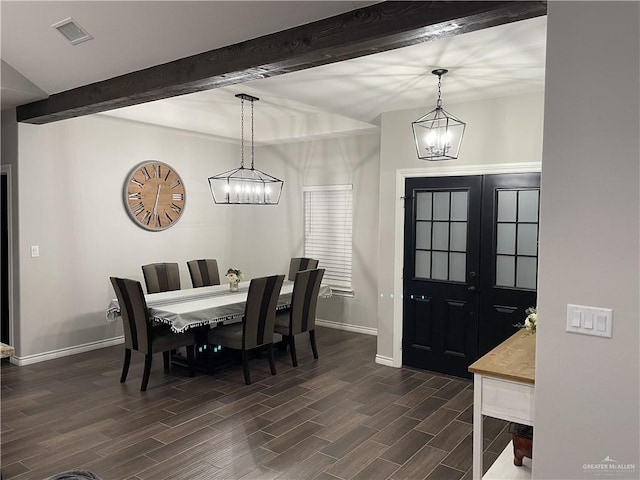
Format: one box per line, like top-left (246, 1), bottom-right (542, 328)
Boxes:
top-left (106, 280), bottom-right (332, 332)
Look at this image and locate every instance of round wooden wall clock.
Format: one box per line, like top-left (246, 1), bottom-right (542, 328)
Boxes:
top-left (124, 161), bottom-right (186, 231)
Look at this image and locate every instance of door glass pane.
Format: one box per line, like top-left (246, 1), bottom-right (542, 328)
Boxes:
top-left (415, 251), bottom-right (431, 279)
top-left (450, 222), bottom-right (467, 252)
top-left (516, 257), bottom-right (538, 289)
top-left (518, 190), bottom-right (539, 222)
top-left (497, 190), bottom-right (517, 222)
top-left (449, 253), bottom-right (466, 282)
top-left (433, 192), bottom-right (450, 221)
top-left (416, 221), bottom-right (432, 249)
top-left (432, 222), bottom-right (449, 250)
top-left (432, 251), bottom-right (448, 280)
top-left (416, 192), bottom-right (432, 221)
top-left (496, 255), bottom-right (515, 287)
top-left (496, 224), bottom-right (516, 255)
top-left (450, 191), bottom-right (468, 221)
top-left (517, 224), bottom-right (538, 255)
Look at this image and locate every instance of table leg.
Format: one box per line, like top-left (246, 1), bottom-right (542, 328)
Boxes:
top-left (473, 374), bottom-right (484, 480)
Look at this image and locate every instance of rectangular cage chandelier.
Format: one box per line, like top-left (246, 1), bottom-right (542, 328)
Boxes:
top-left (412, 69), bottom-right (466, 161)
top-left (209, 93), bottom-right (284, 205)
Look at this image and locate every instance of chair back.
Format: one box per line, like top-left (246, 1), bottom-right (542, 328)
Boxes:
top-left (110, 277), bottom-right (151, 353)
top-left (142, 263), bottom-right (181, 293)
top-left (243, 274), bottom-right (285, 350)
top-left (289, 268), bottom-right (325, 335)
top-left (288, 257), bottom-right (319, 281)
top-left (187, 259), bottom-right (221, 287)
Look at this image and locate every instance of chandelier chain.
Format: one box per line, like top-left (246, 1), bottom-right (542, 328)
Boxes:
top-left (251, 98), bottom-right (255, 170)
top-left (240, 96), bottom-right (245, 168)
top-left (436, 74), bottom-right (443, 109)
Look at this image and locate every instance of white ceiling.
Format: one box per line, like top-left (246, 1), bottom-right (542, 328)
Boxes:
top-left (0, 1), bottom-right (547, 143)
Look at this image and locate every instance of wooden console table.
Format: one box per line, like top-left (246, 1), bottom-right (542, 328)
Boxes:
top-left (468, 330), bottom-right (535, 480)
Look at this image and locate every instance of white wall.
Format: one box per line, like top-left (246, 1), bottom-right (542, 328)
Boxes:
top-left (15, 114), bottom-right (380, 359)
top-left (376, 92), bottom-right (545, 359)
top-left (533, 2), bottom-right (639, 477)
top-left (16, 115), bottom-right (299, 359)
top-left (260, 134), bottom-right (381, 333)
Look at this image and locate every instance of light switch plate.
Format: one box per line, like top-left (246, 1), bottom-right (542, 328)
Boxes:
top-left (30, 245), bottom-right (40, 257)
top-left (566, 304), bottom-right (612, 338)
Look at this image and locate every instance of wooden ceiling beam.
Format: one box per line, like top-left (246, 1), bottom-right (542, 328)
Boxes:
top-left (17, 1), bottom-right (546, 124)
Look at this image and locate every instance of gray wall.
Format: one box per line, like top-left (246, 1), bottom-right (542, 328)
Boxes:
top-left (376, 92), bottom-right (545, 360)
top-left (260, 135), bottom-right (381, 332)
top-left (13, 114), bottom-right (379, 359)
top-left (533, 2), bottom-right (640, 477)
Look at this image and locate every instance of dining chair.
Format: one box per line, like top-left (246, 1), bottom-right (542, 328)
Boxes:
top-left (287, 257), bottom-right (319, 281)
top-left (110, 277), bottom-right (196, 391)
top-left (207, 274), bottom-right (285, 385)
top-left (187, 259), bottom-right (221, 288)
top-left (274, 268), bottom-right (325, 367)
top-left (142, 262), bottom-right (181, 293)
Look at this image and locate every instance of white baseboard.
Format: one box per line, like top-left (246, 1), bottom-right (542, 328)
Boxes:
top-left (375, 354), bottom-right (396, 367)
top-left (316, 318), bottom-right (377, 336)
top-left (12, 336), bottom-right (124, 366)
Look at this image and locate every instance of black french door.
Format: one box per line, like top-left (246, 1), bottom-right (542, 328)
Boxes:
top-left (403, 173), bottom-right (540, 378)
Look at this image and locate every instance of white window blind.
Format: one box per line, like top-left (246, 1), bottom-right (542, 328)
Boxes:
top-left (304, 185), bottom-right (353, 292)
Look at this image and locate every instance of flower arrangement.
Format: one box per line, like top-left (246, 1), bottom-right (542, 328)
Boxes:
top-left (226, 268), bottom-right (243, 292)
top-left (226, 268), bottom-right (243, 284)
top-left (515, 307), bottom-right (537, 334)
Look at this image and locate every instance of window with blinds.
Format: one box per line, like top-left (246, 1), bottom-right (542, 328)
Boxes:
top-left (304, 185), bottom-right (353, 292)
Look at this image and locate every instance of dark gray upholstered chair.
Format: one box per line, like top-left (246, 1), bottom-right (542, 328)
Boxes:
top-left (275, 268), bottom-right (325, 367)
top-left (110, 277), bottom-right (196, 391)
top-left (207, 274), bottom-right (284, 385)
top-left (288, 257), bottom-right (319, 281)
top-left (187, 259), bottom-right (221, 288)
top-left (141, 262), bottom-right (181, 294)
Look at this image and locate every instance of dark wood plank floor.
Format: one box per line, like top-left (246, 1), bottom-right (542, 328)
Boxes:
top-left (1, 328), bottom-right (510, 480)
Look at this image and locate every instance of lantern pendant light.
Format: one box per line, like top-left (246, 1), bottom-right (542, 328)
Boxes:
top-left (412, 69), bottom-right (466, 161)
top-left (208, 93), bottom-right (284, 205)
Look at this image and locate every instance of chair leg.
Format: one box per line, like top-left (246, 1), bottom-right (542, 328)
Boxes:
top-left (289, 335), bottom-right (298, 367)
top-left (163, 351), bottom-right (171, 371)
top-left (141, 354), bottom-right (153, 391)
top-left (279, 335), bottom-right (289, 351)
top-left (242, 349), bottom-right (251, 385)
top-left (267, 344), bottom-right (277, 375)
top-left (309, 329), bottom-right (319, 359)
top-left (120, 348), bottom-right (132, 383)
top-left (186, 345), bottom-right (196, 377)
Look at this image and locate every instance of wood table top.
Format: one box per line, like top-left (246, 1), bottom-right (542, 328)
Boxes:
top-left (468, 329), bottom-right (536, 384)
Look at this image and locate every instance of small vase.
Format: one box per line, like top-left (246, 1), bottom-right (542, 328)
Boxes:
top-left (229, 282), bottom-right (239, 292)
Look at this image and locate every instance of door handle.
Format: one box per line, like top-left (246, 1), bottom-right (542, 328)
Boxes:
top-left (467, 286), bottom-right (478, 293)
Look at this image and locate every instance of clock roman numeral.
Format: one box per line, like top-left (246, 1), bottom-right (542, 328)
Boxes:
top-left (131, 202), bottom-right (144, 215)
top-left (154, 164), bottom-right (161, 179)
top-left (128, 192), bottom-right (142, 200)
top-left (154, 213), bottom-right (162, 228)
top-left (165, 212), bottom-right (174, 223)
top-left (130, 178), bottom-right (143, 188)
top-left (164, 170), bottom-right (171, 182)
top-left (172, 193), bottom-right (183, 201)
top-left (170, 179), bottom-right (182, 189)
top-left (170, 203), bottom-right (182, 214)
top-left (142, 210), bottom-right (152, 225)
top-left (141, 167), bottom-right (151, 181)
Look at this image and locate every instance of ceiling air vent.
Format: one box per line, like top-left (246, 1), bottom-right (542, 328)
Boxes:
top-left (51, 17), bottom-right (93, 45)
